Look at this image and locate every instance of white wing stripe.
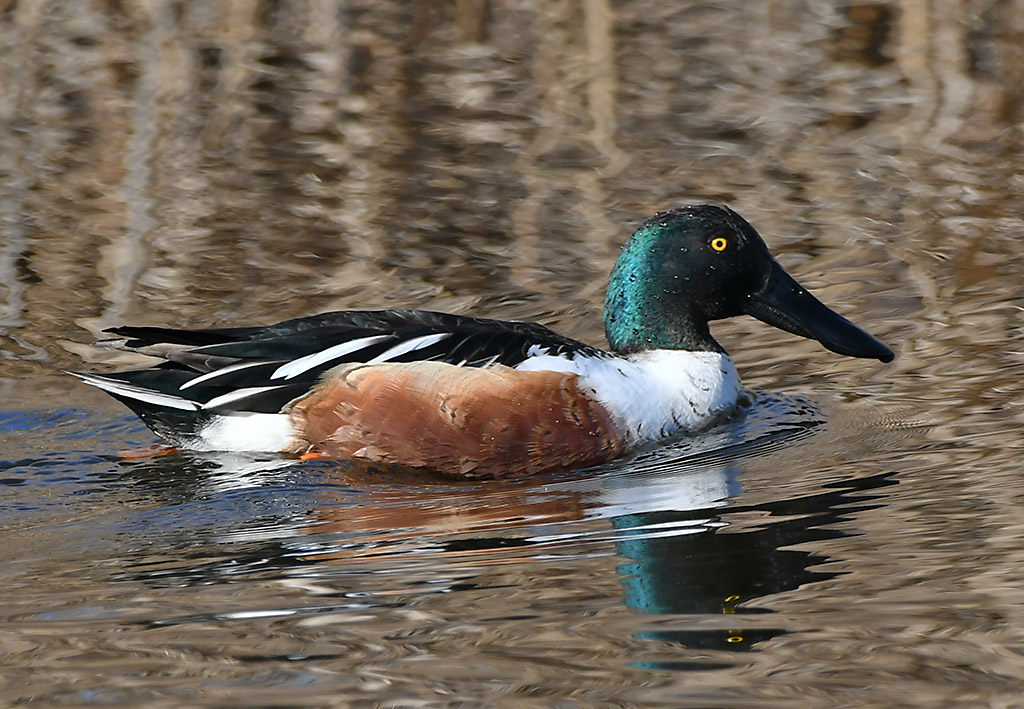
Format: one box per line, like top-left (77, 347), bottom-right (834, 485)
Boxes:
top-left (180, 360), bottom-right (275, 390)
top-left (478, 354), bottom-right (501, 368)
top-left (366, 333), bottom-right (450, 364)
top-left (201, 386), bottom-right (288, 410)
top-left (271, 335), bottom-right (391, 380)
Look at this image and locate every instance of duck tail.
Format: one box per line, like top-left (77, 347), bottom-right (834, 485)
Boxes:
top-left (68, 370), bottom-right (212, 444)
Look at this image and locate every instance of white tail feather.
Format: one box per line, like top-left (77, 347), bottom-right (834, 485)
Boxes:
top-left (69, 372), bottom-right (200, 411)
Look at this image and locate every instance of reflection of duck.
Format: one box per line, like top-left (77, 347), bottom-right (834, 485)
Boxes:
top-left (115, 425), bottom-right (894, 660)
top-left (297, 396), bottom-right (823, 559)
top-left (296, 428), bottom-right (757, 563)
top-left (73, 206), bottom-right (891, 478)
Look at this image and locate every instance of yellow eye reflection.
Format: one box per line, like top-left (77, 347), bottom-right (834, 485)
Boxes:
top-left (710, 237), bottom-right (728, 252)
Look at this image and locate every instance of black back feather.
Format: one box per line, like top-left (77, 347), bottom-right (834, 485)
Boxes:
top-left (98, 310), bottom-right (607, 416)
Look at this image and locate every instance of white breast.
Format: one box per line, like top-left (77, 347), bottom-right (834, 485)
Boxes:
top-left (516, 348), bottom-right (743, 446)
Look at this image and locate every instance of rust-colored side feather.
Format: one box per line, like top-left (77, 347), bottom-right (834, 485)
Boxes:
top-left (286, 362), bottom-right (623, 478)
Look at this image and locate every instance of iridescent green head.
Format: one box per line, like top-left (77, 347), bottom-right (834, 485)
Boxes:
top-left (603, 206), bottom-right (894, 362)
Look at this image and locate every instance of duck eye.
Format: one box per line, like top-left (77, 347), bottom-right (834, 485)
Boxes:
top-left (710, 237), bottom-right (728, 252)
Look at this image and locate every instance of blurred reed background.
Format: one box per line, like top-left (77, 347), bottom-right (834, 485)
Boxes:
top-left (0, 1), bottom-right (1018, 394)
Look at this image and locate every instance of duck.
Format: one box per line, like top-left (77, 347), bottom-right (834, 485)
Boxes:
top-left (72, 205), bottom-right (893, 478)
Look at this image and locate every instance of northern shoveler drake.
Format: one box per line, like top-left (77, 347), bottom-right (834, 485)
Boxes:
top-left (73, 206), bottom-right (893, 478)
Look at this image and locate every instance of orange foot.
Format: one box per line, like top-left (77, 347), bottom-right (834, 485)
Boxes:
top-left (299, 450), bottom-right (333, 461)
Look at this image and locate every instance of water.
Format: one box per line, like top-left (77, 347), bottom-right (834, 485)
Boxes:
top-left (1, 0), bottom-right (1023, 706)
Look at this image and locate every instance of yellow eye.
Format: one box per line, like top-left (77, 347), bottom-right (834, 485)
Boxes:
top-left (710, 237), bottom-right (728, 252)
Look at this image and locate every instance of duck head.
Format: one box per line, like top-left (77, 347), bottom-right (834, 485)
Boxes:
top-left (603, 205), bottom-right (893, 362)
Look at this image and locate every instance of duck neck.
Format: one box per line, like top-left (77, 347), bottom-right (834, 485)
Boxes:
top-left (603, 290), bottom-right (722, 355)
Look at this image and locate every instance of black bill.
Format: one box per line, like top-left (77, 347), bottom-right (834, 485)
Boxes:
top-left (744, 260), bottom-right (894, 363)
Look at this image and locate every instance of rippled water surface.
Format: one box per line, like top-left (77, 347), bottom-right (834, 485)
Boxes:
top-left (1, 1), bottom-right (1023, 706)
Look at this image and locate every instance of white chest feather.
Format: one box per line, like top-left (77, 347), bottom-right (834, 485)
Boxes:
top-left (517, 349), bottom-right (742, 445)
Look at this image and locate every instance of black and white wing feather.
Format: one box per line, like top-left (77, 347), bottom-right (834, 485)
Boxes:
top-left (72, 310), bottom-right (608, 425)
